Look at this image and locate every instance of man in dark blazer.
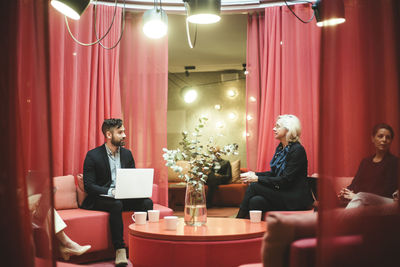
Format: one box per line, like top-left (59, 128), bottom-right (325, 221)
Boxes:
top-left (82, 118), bottom-right (153, 266)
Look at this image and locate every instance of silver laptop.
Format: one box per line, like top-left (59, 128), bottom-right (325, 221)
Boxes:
top-left (101, 168), bottom-right (154, 199)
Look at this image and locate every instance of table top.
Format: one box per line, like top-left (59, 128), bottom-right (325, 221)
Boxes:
top-left (129, 217), bottom-right (267, 241)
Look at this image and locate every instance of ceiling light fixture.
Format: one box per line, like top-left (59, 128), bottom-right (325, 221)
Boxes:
top-left (228, 112), bottom-right (237, 120)
top-left (181, 86), bottom-right (198, 103)
top-left (216, 121), bottom-right (225, 129)
top-left (227, 89), bottom-right (237, 98)
top-left (183, 0), bottom-right (221, 48)
top-left (50, 0), bottom-right (126, 50)
top-left (184, 0), bottom-right (221, 24)
top-left (142, 0), bottom-right (168, 39)
top-left (312, 0), bottom-right (346, 27)
top-left (184, 66), bottom-right (196, 77)
top-left (51, 0), bottom-right (90, 20)
top-left (283, 0), bottom-right (345, 27)
top-left (249, 96), bottom-right (256, 102)
top-left (242, 63), bottom-right (248, 75)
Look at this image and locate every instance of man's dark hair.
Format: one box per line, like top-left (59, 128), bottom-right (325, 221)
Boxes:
top-left (372, 123), bottom-right (394, 139)
top-left (102, 118), bottom-right (123, 137)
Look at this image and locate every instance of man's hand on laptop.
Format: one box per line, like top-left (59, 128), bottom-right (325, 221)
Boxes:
top-left (111, 189), bottom-right (116, 196)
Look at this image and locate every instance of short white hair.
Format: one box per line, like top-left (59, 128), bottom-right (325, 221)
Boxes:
top-left (276, 114), bottom-right (302, 143)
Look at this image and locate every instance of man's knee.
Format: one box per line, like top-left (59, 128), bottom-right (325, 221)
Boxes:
top-left (249, 195), bottom-right (267, 210)
top-left (143, 198), bottom-right (153, 210)
top-left (109, 200), bottom-right (123, 213)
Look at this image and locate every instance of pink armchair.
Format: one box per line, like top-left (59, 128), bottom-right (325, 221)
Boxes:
top-left (53, 174), bottom-right (173, 263)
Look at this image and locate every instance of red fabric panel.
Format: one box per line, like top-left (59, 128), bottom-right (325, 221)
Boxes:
top-left (246, 12), bottom-right (265, 170)
top-left (246, 5), bottom-right (320, 174)
top-left (3, 0), bottom-right (54, 266)
top-left (151, 183), bottom-right (159, 204)
top-left (318, 0), bottom-right (400, 179)
top-left (49, 5), bottom-right (123, 176)
top-left (129, 235), bottom-right (263, 267)
top-left (119, 13), bottom-right (169, 206)
top-left (281, 5), bottom-right (321, 175)
top-left (318, 0), bottom-right (400, 266)
top-left (1, 2), bottom-right (34, 265)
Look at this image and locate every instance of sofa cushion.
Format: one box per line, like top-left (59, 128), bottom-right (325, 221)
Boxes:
top-left (75, 174), bottom-right (87, 207)
top-left (262, 212), bottom-right (317, 267)
top-left (289, 235), bottom-right (363, 267)
top-left (54, 175), bottom-right (78, 210)
top-left (214, 183), bottom-right (248, 206)
top-left (168, 161), bottom-right (190, 182)
top-left (57, 209), bottom-right (112, 252)
top-left (231, 159), bottom-right (241, 183)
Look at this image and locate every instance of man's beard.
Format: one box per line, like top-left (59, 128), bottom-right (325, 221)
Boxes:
top-left (111, 136), bottom-right (125, 147)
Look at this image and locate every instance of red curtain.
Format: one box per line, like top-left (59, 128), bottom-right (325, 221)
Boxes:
top-left (119, 14), bottom-right (169, 206)
top-left (49, 5), bottom-right (123, 176)
top-left (49, 6), bottom-right (168, 205)
top-left (1, 0), bottom-right (53, 266)
top-left (246, 5), bottom-right (320, 174)
top-left (318, 0), bottom-right (400, 265)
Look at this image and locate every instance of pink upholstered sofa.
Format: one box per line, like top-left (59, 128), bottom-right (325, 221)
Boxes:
top-left (53, 174), bottom-right (173, 263)
top-left (239, 177), bottom-right (355, 267)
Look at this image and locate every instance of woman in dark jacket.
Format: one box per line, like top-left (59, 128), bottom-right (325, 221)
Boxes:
top-left (338, 123), bottom-right (398, 207)
top-left (237, 114), bottom-right (313, 218)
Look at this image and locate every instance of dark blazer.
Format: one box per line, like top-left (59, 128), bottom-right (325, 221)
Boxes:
top-left (81, 144), bottom-right (135, 209)
top-left (256, 142), bottom-right (313, 210)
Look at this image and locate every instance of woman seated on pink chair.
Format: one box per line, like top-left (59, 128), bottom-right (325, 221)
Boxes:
top-left (237, 114), bottom-right (314, 218)
top-left (338, 123), bottom-right (398, 208)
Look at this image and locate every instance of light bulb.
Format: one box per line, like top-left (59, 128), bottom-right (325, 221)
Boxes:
top-left (183, 89), bottom-right (198, 103)
top-left (142, 8), bottom-right (168, 39)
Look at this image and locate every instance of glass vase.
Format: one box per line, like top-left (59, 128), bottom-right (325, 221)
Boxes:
top-left (184, 181), bottom-right (207, 226)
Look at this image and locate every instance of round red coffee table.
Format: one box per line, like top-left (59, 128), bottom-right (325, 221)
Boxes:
top-left (129, 217), bottom-right (267, 267)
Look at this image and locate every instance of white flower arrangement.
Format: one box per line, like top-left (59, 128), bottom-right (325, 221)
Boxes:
top-left (163, 117), bottom-right (239, 187)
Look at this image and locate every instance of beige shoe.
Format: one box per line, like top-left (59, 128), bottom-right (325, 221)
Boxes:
top-left (115, 248), bottom-right (128, 266)
top-left (59, 244), bottom-right (91, 260)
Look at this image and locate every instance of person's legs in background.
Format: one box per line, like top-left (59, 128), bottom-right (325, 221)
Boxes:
top-left (54, 210), bottom-right (91, 260)
top-left (237, 182), bottom-right (281, 219)
top-left (92, 197), bottom-right (128, 266)
top-left (206, 173), bottom-right (219, 208)
top-left (346, 192), bottom-right (393, 209)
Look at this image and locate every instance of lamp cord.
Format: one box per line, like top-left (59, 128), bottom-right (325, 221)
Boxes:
top-left (283, 0), bottom-right (315, 24)
top-left (95, 0), bottom-right (126, 49)
top-left (64, 0), bottom-right (125, 49)
top-left (184, 2), bottom-right (197, 49)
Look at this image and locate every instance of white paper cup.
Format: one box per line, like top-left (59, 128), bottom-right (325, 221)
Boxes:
top-left (132, 212), bottom-right (147, 225)
top-left (164, 216), bottom-right (178, 230)
top-left (249, 210), bottom-right (262, 223)
top-left (148, 210), bottom-right (160, 222)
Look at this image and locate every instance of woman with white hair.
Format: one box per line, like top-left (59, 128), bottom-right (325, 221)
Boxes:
top-left (237, 114), bottom-right (313, 218)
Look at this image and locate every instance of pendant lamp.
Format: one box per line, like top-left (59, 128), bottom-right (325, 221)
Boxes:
top-left (142, 1), bottom-right (168, 39)
top-left (184, 0), bottom-right (221, 24)
top-left (312, 0), bottom-right (346, 27)
top-left (50, 0), bottom-right (90, 20)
